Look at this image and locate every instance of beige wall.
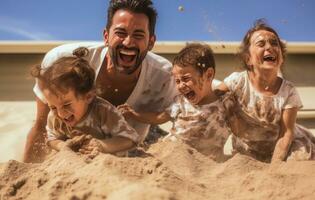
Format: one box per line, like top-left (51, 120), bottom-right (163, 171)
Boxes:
top-left (1, 41), bottom-right (315, 130)
top-left (1, 41), bottom-right (315, 101)
top-left (0, 54), bottom-right (42, 101)
top-left (161, 53), bottom-right (315, 86)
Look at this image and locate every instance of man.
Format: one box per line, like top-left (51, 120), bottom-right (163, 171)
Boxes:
top-left (24, 0), bottom-right (177, 163)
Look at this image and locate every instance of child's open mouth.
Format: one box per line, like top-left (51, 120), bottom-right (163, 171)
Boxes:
top-left (64, 115), bottom-right (75, 125)
top-left (263, 54), bottom-right (276, 63)
top-left (184, 91), bottom-right (196, 101)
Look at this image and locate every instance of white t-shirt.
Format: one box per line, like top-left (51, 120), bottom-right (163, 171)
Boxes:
top-left (46, 96), bottom-right (139, 143)
top-left (223, 71), bottom-right (314, 161)
top-left (34, 42), bottom-right (178, 141)
top-left (164, 95), bottom-right (231, 160)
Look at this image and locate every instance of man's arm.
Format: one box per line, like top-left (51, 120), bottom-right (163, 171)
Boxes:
top-left (23, 97), bottom-right (49, 163)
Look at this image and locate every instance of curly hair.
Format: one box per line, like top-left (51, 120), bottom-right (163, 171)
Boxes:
top-left (31, 47), bottom-right (95, 97)
top-left (173, 43), bottom-right (216, 75)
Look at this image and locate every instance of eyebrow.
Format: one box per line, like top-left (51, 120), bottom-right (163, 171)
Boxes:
top-left (113, 27), bottom-right (126, 32)
top-left (133, 29), bottom-right (146, 34)
top-left (113, 27), bottom-right (146, 34)
top-left (62, 100), bottom-right (72, 105)
top-left (181, 74), bottom-right (192, 78)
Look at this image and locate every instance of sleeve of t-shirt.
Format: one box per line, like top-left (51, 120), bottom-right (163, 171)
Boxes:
top-left (223, 72), bottom-right (242, 92)
top-left (154, 59), bottom-right (179, 110)
top-left (212, 79), bottom-right (222, 89)
top-left (160, 76), bottom-right (179, 109)
top-left (283, 84), bottom-right (303, 110)
top-left (100, 103), bottom-right (140, 143)
top-left (46, 111), bottom-right (68, 142)
top-left (147, 53), bottom-right (180, 111)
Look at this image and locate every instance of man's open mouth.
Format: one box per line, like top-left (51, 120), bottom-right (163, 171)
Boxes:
top-left (118, 49), bottom-right (138, 63)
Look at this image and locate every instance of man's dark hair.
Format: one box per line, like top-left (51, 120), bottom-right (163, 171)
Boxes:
top-left (106, 0), bottom-right (157, 36)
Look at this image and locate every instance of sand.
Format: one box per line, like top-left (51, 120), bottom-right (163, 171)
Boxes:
top-left (1, 102), bottom-right (315, 200)
top-left (0, 101), bottom-right (35, 163)
top-left (1, 142), bottom-right (315, 200)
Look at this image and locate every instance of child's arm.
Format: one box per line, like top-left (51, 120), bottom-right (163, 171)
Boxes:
top-left (271, 107), bottom-right (298, 163)
top-left (76, 102), bottom-right (142, 156)
top-left (79, 136), bottom-right (135, 155)
top-left (117, 104), bottom-right (171, 125)
top-left (47, 135), bottom-right (87, 152)
top-left (215, 82), bottom-right (230, 93)
top-left (47, 139), bottom-right (67, 151)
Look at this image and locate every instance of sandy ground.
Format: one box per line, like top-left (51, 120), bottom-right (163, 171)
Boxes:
top-left (1, 102), bottom-right (315, 200)
top-left (0, 101), bottom-right (35, 163)
top-left (1, 141), bottom-right (315, 200)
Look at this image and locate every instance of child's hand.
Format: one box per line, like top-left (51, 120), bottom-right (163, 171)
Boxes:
top-left (117, 103), bottom-right (135, 118)
top-left (60, 135), bottom-right (90, 152)
top-left (79, 136), bottom-right (104, 158)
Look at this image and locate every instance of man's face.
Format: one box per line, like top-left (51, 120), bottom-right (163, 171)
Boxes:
top-left (104, 9), bottom-right (156, 74)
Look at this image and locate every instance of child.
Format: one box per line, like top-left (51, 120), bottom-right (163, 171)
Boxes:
top-left (31, 47), bottom-right (139, 157)
top-left (118, 43), bottom-right (232, 161)
top-left (218, 19), bottom-right (315, 163)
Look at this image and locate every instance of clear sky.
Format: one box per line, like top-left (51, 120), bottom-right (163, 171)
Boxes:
top-left (0, 0), bottom-right (314, 42)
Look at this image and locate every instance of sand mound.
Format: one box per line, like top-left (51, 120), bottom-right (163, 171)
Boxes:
top-left (1, 140), bottom-right (315, 200)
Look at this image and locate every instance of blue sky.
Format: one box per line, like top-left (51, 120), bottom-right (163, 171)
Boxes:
top-left (0, 0), bottom-right (314, 42)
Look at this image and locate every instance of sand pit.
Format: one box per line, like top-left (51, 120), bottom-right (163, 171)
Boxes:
top-left (1, 141), bottom-right (315, 200)
top-left (1, 102), bottom-right (315, 200)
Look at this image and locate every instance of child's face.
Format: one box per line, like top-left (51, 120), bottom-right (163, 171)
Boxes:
top-left (172, 65), bottom-right (212, 105)
top-left (43, 89), bottom-right (95, 127)
top-left (247, 30), bottom-right (283, 73)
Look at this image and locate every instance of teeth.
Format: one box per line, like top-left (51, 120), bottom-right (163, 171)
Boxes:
top-left (263, 55), bottom-right (276, 61)
top-left (120, 49), bottom-right (136, 55)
